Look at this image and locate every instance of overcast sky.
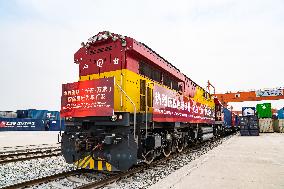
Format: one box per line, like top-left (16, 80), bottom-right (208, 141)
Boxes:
top-left (0, 0), bottom-right (284, 111)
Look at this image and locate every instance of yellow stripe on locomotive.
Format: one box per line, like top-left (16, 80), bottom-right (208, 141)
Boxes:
top-left (80, 69), bottom-right (215, 114)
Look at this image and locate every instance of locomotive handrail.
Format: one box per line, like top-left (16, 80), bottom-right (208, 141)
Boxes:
top-left (114, 77), bottom-right (137, 142)
top-left (146, 82), bottom-right (154, 138)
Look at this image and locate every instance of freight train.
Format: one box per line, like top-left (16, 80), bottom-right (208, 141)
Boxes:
top-left (60, 31), bottom-right (236, 171)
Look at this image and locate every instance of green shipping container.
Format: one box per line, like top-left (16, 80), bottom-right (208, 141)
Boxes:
top-left (256, 103), bottom-right (272, 118)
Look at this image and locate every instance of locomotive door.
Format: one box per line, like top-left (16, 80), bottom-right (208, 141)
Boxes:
top-left (140, 79), bottom-right (146, 111)
top-left (140, 79), bottom-right (153, 112)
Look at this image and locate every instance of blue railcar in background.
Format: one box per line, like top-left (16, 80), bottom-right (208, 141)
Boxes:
top-left (28, 109), bottom-right (48, 120)
top-left (16, 110), bottom-right (29, 118)
top-left (223, 108), bottom-right (233, 132)
top-left (233, 114), bottom-right (240, 129)
top-left (0, 118), bottom-right (45, 131)
top-left (0, 109), bottom-right (64, 131)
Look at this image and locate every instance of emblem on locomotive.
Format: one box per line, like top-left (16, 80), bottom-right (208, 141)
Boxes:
top-left (96, 58), bottom-right (104, 67)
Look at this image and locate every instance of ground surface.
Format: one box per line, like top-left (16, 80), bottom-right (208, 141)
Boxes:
top-left (0, 131), bottom-right (59, 147)
top-left (149, 133), bottom-right (284, 189)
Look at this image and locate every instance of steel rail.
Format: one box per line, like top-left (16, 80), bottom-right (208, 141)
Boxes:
top-left (2, 169), bottom-right (87, 189)
top-left (0, 153), bottom-right (61, 164)
top-left (0, 148), bottom-right (60, 159)
top-left (0, 148), bottom-right (61, 164)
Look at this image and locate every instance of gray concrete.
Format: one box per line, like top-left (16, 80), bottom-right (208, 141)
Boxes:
top-left (150, 133), bottom-right (284, 189)
top-left (0, 131), bottom-right (60, 148)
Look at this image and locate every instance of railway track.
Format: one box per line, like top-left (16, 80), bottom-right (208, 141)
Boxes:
top-left (75, 136), bottom-right (228, 189)
top-left (1, 133), bottom-right (236, 189)
top-left (0, 147), bottom-right (61, 164)
top-left (75, 133), bottom-right (236, 189)
top-left (2, 169), bottom-right (89, 189)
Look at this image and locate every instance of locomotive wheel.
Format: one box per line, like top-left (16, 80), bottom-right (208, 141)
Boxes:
top-left (162, 142), bottom-right (172, 157)
top-left (142, 150), bottom-right (155, 164)
top-left (177, 139), bottom-right (184, 153)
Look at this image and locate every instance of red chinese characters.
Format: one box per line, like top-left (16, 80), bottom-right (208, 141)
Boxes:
top-left (61, 78), bottom-right (114, 117)
top-left (153, 85), bottom-right (215, 123)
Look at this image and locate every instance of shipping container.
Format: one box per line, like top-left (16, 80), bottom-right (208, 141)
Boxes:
top-left (240, 125), bottom-right (250, 130)
top-left (256, 103), bottom-right (272, 118)
top-left (279, 119), bottom-right (284, 133)
top-left (16, 110), bottom-right (29, 118)
top-left (28, 109), bottom-right (48, 120)
top-left (248, 116), bottom-right (259, 130)
top-left (0, 118), bottom-right (64, 131)
top-left (242, 107), bottom-right (255, 116)
top-left (0, 111), bottom-right (17, 118)
top-left (278, 108), bottom-right (284, 119)
top-left (259, 118), bottom-right (274, 133)
top-left (239, 116), bottom-right (248, 130)
top-left (239, 116), bottom-right (248, 126)
top-left (0, 118), bottom-right (45, 131)
top-left (273, 119), bottom-right (279, 132)
top-left (223, 108), bottom-right (232, 128)
top-left (48, 120), bottom-right (65, 131)
top-left (46, 111), bottom-right (60, 120)
top-left (249, 129), bottom-right (259, 136)
top-left (239, 115), bottom-right (259, 136)
top-left (240, 129), bottom-right (250, 136)
top-left (231, 114), bottom-right (240, 130)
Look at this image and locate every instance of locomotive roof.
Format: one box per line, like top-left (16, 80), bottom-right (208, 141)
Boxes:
top-left (136, 38), bottom-right (206, 93)
top-left (84, 31), bottom-right (207, 93)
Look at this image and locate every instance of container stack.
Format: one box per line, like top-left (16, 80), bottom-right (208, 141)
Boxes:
top-left (277, 108), bottom-right (284, 133)
top-left (248, 116), bottom-right (259, 136)
top-left (239, 116), bottom-right (259, 136)
top-left (257, 103), bottom-right (273, 133)
top-left (259, 118), bottom-right (274, 132)
top-left (240, 107), bottom-right (259, 136)
top-left (239, 116), bottom-right (249, 136)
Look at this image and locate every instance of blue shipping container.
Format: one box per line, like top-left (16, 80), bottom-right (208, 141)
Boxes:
top-left (48, 120), bottom-right (65, 131)
top-left (0, 118), bottom-right (45, 131)
top-left (46, 111), bottom-right (60, 120)
top-left (16, 110), bottom-right (29, 118)
top-left (278, 108), bottom-right (284, 119)
top-left (234, 115), bottom-right (240, 127)
top-left (223, 108), bottom-right (232, 128)
top-left (28, 109), bottom-right (48, 120)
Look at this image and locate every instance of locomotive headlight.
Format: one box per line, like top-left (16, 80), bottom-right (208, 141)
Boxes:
top-left (118, 115), bottom-right (123, 120)
top-left (111, 115), bottom-right (117, 122)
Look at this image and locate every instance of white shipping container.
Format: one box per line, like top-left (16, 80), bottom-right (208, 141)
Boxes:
top-left (0, 111), bottom-right (17, 118)
top-left (7, 112), bottom-right (17, 118)
top-left (259, 118), bottom-right (274, 133)
top-left (279, 119), bottom-right (284, 133)
top-left (273, 120), bottom-right (280, 132)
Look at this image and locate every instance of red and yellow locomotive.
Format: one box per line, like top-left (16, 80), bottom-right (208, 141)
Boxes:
top-left (60, 31), bottom-right (222, 171)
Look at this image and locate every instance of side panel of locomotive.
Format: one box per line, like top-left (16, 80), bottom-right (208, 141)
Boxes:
top-left (61, 31), bottom-right (217, 172)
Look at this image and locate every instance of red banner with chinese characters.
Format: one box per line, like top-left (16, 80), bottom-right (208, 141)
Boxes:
top-left (61, 78), bottom-right (114, 117)
top-left (153, 85), bottom-right (215, 124)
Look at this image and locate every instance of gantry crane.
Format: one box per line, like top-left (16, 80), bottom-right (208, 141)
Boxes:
top-left (215, 87), bottom-right (284, 106)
